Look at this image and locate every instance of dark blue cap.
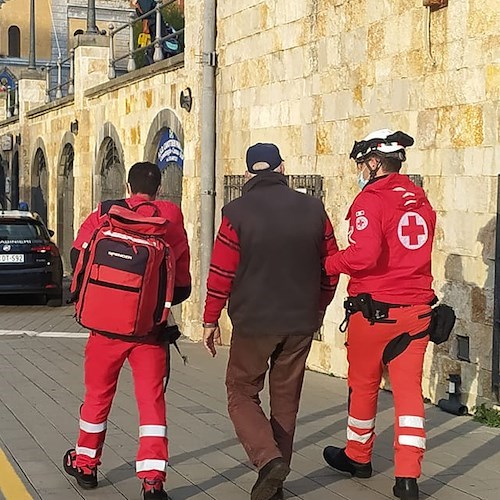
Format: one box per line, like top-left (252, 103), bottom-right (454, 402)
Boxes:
top-left (246, 143), bottom-right (284, 174)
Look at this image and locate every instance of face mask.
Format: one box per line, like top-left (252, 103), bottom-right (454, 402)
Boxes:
top-left (357, 170), bottom-right (369, 190)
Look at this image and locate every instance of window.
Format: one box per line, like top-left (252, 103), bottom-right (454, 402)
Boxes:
top-left (8, 26), bottom-right (21, 58)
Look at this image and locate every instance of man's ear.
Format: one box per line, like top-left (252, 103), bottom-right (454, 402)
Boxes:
top-left (278, 162), bottom-right (285, 174)
top-left (244, 170), bottom-right (252, 180)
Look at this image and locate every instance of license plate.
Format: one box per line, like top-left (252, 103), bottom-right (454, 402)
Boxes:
top-left (0, 254), bottom-right (24, 264)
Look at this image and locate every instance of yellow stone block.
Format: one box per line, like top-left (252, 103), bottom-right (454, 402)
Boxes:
top-left (438, 105), bottom-right (484, 148)
top-left (316, 123), bottom-right (332, 155)
top-left (485, 64), bottom-right (500, 100)
top-left (367, 22), bottom-right (384, 59)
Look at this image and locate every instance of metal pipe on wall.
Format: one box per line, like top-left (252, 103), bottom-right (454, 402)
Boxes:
top-left (199, 0), bottom-right (217, 314)
top-left (492, 175), bottom-right (500, 399)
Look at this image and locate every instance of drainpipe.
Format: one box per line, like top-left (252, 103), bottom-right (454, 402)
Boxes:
top-left (199, 0), bottom-right (217, 314)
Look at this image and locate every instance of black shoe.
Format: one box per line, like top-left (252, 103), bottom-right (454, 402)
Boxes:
top-left (393, 477), bottom-right (419, 499)
top-left (323, 446), bottom-right (372, 478)
top-left (251, 457), bottom-right (290, 500)
top-left (63, 449), bottom-right (98, 489)
top-left (142, 479), bottom-right (170, 500)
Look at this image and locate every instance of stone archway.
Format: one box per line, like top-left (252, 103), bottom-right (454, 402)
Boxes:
top-left (11, 151), bottom-right (19, 209)
top-left (57, 140), bottom-right (75, 273)
top-left (144, 109), bottom-right (184, 207)
top-left (95, 123), bottom-right (126, 204)
top-left (31, 146), bottom-right (49, 223)
top-left (98, 137), bottom-right (126, 202)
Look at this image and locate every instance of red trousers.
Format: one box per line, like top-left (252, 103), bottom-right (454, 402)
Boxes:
top-left (75, 333), bottom-right (169, 481)
top-left (345, 305), bottom-right (431, 478)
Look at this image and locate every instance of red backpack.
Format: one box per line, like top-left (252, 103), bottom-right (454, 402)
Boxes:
top-left (70, 201), bottom-right (175, 337)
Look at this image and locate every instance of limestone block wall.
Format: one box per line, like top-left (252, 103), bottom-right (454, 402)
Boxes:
top-left (215, 0), bottom-right (500, 406)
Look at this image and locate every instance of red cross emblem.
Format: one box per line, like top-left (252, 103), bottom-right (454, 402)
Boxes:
top-left (397, 212), bottom-right (428, 249)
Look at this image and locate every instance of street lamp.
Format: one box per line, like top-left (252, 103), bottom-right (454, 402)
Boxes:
top-left (28, 0), bottom-right (36, 70)
top-left (86, 0), bottom-right (99, 34)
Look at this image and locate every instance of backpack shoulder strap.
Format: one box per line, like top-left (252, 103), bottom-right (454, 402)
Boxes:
top-left (99, 199), bottom-right (128, 217)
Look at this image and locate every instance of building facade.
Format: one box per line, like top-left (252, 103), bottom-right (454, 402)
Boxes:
top-left (0, 0), bottom-right (499, 410)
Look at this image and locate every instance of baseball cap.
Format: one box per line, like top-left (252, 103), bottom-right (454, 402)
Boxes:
top-left (246, 143), bottom-right (284, 174)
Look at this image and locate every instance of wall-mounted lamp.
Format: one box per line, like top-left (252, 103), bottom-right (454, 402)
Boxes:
top-left (70, 119), bottom-right (79, 135)
top-left (180, 88), bottom-right (192, 112)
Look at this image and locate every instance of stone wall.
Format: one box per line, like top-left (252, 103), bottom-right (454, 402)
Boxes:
top-left (0, 0), bottom-right (498, 407)
top-left (215, 0), bottom-right (499, 407)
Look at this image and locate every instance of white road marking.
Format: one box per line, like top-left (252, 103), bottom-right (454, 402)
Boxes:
top-left (0, 330), bottom-right (88, 338)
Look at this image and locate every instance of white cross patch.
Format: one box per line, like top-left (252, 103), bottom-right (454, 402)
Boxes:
top-left (397, 212), bottom-right (428, 250)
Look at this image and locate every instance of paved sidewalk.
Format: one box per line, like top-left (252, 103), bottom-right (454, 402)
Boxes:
top-left (1, 336), bottom-right (500, 500)
top-left (0, 314), bottom-right (500, 499)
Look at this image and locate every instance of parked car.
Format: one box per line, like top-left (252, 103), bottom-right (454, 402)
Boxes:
top-left (0, 210), bottom-right (63, 306)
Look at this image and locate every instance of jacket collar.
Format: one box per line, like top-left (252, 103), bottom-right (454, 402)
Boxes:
top-left (242, 172), bottom-right (288, 195)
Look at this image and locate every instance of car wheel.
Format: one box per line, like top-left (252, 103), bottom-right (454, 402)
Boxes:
top-left (47, 292), bottom-right (63, 307)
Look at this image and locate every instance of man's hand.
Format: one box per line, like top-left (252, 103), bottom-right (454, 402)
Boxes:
top-left (203, 325), bottom-right (222, 357)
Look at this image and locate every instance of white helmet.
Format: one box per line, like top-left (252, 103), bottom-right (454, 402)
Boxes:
top-left (350, 129), bottom-right (414, 162)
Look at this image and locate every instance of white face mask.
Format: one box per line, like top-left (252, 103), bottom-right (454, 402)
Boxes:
top-left (357, 170), bottom-right (369, 190)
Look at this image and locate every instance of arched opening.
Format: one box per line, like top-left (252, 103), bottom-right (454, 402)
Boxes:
top-left (99, 137), bottom-right (125, 202)
top-left (8, 26), bottom-right (21, 58)
top-left (156, 128), bottom-right (184, 206)
top-left (11, 151), bottom-right (19, 209)
top-left (31, 148), bottom-right (48, 223)
top-left (57, 143), bottom-right (75, 273)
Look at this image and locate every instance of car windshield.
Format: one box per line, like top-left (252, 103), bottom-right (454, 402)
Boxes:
top-left (0, 221), bottom-right (46, 241)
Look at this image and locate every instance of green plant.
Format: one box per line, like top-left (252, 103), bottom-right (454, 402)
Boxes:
top-left (472, 404), bottom-right (500, 428)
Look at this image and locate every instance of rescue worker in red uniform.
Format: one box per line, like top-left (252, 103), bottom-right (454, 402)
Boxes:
top-left (63, 162), bottom-right (191, 500)
top-left (322, 130), bottom-right (436, 500)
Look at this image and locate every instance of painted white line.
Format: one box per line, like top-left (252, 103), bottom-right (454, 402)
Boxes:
top-left (36, 331), bottom-right (89, 338)
top-left (0, 330), bottom-right (88, 338)
top-left (0, 330), bottom-right (37, 336)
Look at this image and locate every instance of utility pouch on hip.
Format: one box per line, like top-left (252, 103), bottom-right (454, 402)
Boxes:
top-left (339, 293), bottom-right (390, 332)
top-left (428, 304), bottom-right (456, 344)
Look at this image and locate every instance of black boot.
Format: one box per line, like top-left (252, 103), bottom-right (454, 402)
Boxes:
top-left (393, 477), bottom-right (419, 499)
top-left (63, 449), bottom-right (98, 489)
top-left (251, 458), bottom-right (290, 500)
top-left (142, 479), bottom-right (170, 500)
top-left (323, 446), bottom-right (372, 478)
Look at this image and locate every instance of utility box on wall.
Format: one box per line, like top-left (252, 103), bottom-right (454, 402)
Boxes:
top-left (423, 0), bottom-right (448, 8)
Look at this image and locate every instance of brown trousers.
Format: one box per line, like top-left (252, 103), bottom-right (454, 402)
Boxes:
top-left (225, 333), bottom-right (313, 469)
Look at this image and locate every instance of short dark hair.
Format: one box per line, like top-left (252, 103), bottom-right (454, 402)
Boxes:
top-left (373, 153), bottom-right (402, 173)
top-left (128, 162), bottom-right (161, 196)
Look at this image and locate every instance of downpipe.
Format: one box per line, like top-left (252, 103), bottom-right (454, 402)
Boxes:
top-left (199, 0), bottom-right (217, 315)
top-left (438, 374), bottom-right (468, 416)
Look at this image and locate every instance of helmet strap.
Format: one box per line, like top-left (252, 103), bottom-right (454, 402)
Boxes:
top-left (367, 158), bottom-right (382, 180)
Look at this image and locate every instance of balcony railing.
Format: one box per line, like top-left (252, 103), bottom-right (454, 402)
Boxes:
top-left (2, 85), bottom-right (18, 118)
top-left (45, 50), bottom-right (75, 103)
top-left (108, 0), bottom-right (184, 79)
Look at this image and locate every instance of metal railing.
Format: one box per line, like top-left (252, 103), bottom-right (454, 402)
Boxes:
top-left (3, 85), bottom-right (19, 118)
top-left (108, 0), bottom-right (184, 79)
top-left (45, 50), bottom-right (75, 103)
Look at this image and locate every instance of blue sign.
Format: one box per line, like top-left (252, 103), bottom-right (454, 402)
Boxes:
top-left (157, 129), bottom-right (183, 171)
top-left (0, 70), bottom-right (16, 92)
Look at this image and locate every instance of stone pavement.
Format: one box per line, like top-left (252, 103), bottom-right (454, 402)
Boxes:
top-left (1, 301), bottom-right (500, 500)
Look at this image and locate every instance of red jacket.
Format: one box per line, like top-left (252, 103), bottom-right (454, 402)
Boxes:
top-left (325, 174), bottom-right (435, 305)
top-left (73, 194), bottom-right (191, 288)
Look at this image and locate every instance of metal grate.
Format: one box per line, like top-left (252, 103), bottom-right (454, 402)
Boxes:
top-left (408, 174), bottom-right (423, 188)
top-left (223, 175), bottom-right (324, 204)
